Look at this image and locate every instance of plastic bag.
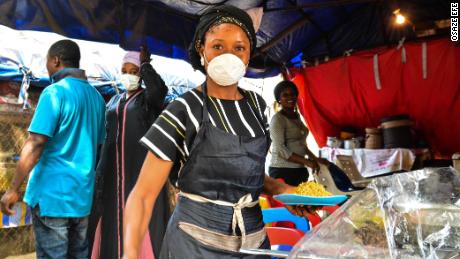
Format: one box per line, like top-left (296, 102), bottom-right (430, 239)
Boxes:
top-left (289, 167), bottom-right (460, 259)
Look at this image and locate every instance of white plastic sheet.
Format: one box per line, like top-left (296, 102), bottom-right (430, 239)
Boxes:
top-left (0, 25), bottom-right (204, 95)
top-left (289, 167), bottom-right (460, 259)
top-left (320, 147), bottom-right (417, 177)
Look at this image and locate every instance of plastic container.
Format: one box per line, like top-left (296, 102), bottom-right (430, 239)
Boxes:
top-left (453, 153), bottom-right (460, 172)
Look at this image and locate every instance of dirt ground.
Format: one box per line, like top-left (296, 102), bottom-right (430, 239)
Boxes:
top-left (5, 253), bottom-right (36, 259)
top-left (0, 226), bottom-right (35, 259)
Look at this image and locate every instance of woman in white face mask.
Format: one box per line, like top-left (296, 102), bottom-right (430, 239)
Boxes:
top-left (88, 46), bottom-right (170, 259)
top-left (123, 5), bottom-right (317, 259)
top-left (120, 52), bottom-right (142, 95)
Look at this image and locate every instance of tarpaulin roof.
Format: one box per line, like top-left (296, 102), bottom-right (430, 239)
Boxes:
top-left (0, 25), bottom-right (204, 97)
top-left (0, 0), bottom-right (451, 78)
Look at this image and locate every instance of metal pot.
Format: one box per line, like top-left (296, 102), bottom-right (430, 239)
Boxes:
top-left (344, 138), bottom-right (361, 149)
top-left (327, 137), bottom-right (342, 148)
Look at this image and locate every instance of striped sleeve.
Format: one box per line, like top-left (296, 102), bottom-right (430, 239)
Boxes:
top-left (140, 98), bottom-right (188, 162)
top-left (247, 90), bottom-right (269, 132)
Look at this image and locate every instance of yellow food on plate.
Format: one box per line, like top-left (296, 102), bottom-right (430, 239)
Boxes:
top-left (294, 181), bottom-right (332, 197)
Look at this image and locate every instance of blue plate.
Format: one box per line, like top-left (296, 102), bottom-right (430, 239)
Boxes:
top-left (273, 194), bottom-right (348, 206)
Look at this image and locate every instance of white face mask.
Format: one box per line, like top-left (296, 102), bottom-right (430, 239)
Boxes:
top-left (202, 53), bottom-right (247, 86)
top-left (120, 74), bottom-right (140, 91)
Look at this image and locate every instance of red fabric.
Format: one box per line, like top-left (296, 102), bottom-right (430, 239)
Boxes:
top-left (265, 227), bottom-right (304, 246)
top-left (91, 218), bottom-right (155, 259)
top-left (322, 205), bottom-right (339, 215)
top-left (305, 213), bottom-right (321, 227)
top-left (140, 231), bottom-right (155, 259)
top-left (91, 218), bottom-right (102, 259)
top-left (291, 38), bottom-right (460, 158)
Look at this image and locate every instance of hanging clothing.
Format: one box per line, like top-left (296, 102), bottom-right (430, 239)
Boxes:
top-left (89, 63), bottom-right (170, 259)
top-left (140, 85), bottom-right (270, 258)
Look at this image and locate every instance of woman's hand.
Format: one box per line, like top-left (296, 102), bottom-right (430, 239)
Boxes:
top-left (286, 204), bottom-right (321, 218)
top-left (282, 184), bottom-right (296, 194)
top-left (316, 158), bottom-right (330, 166)
top-left (304, 158), bottom-right (319, 171)
top-left (281, 184), bottom-right (322, 218)
top-left (263, 177), bottom-right (322, 218)
top-left (140, 45), bottom-right (151, 65)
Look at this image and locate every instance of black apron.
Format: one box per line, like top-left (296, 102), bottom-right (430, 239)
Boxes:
top-left (160, 84), bottom-right (270, 259)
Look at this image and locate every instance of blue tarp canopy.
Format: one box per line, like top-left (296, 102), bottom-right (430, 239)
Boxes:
top-left (0, 0), bottom-right (451, 78)
top-left (0, 25), bottom-right (204, 96)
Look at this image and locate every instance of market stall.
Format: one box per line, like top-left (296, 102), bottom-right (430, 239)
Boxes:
top-left (289, 167), bottom-right (460, 258)
top-left (292, 38), bottom-right (460, 160)
top-left (241, 167), bottom-right (460, 258)
top-left (0, 24), bottom-right (206, 258)
top-left (0, 1), bottom-right (456, 258)
top-left (0, 103), bottom-right (35, 258)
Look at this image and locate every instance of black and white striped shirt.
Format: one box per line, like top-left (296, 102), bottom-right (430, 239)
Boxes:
top-left (140, 88), bottom-right (268, 169)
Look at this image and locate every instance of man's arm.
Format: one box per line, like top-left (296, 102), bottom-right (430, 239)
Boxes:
top-left (0, 133), bottom-right (48, 215)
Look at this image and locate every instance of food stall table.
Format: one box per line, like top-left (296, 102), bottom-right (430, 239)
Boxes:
top-left (319, 147), bottom-right (430, 178)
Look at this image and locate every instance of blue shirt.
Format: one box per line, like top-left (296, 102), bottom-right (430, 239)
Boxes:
top-left (24, 73), bottom-right (106, 217)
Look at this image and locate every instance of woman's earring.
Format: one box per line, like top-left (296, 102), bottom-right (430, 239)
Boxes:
top-left (200, 56), bottom-right (204, 66)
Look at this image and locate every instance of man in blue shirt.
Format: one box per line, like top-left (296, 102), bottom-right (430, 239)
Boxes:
top-left (0, 40), bottom-right (106, 259)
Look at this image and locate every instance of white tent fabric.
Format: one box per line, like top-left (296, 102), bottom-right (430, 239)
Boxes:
top-left (0, 25), bottom-right (205, 97)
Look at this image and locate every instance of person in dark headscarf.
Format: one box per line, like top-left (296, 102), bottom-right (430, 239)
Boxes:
top-left (122, 5), bottom-right (314, 259)
top-left (188, 5), bottom-right (257, 74)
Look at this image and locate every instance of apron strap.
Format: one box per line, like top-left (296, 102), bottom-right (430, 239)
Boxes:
top-left (201, 82), bottom-right (211, 124)
top-left (200, 83), bottom-right (269, 151)
top-left (179, 192), bottom-right (259, 246)
top-left (201, 83), bottom-right (266, 135)
top-left (240, 89), bottom-right (270, 151)
top-left (240, 89), bottom-right (267, 135)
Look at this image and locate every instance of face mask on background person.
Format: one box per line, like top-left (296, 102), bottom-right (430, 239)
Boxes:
top-left (201, 53), bottom-right (247, 86)
top-left (120, 74), bottom-right (140, 91)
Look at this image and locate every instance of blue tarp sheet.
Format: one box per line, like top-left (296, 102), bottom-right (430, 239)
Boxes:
top-left (0, 0), bottom-right (450, 78)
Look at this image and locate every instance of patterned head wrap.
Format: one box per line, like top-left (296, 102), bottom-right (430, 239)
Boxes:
top-left (188, 5), bottom-right (257, 73)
